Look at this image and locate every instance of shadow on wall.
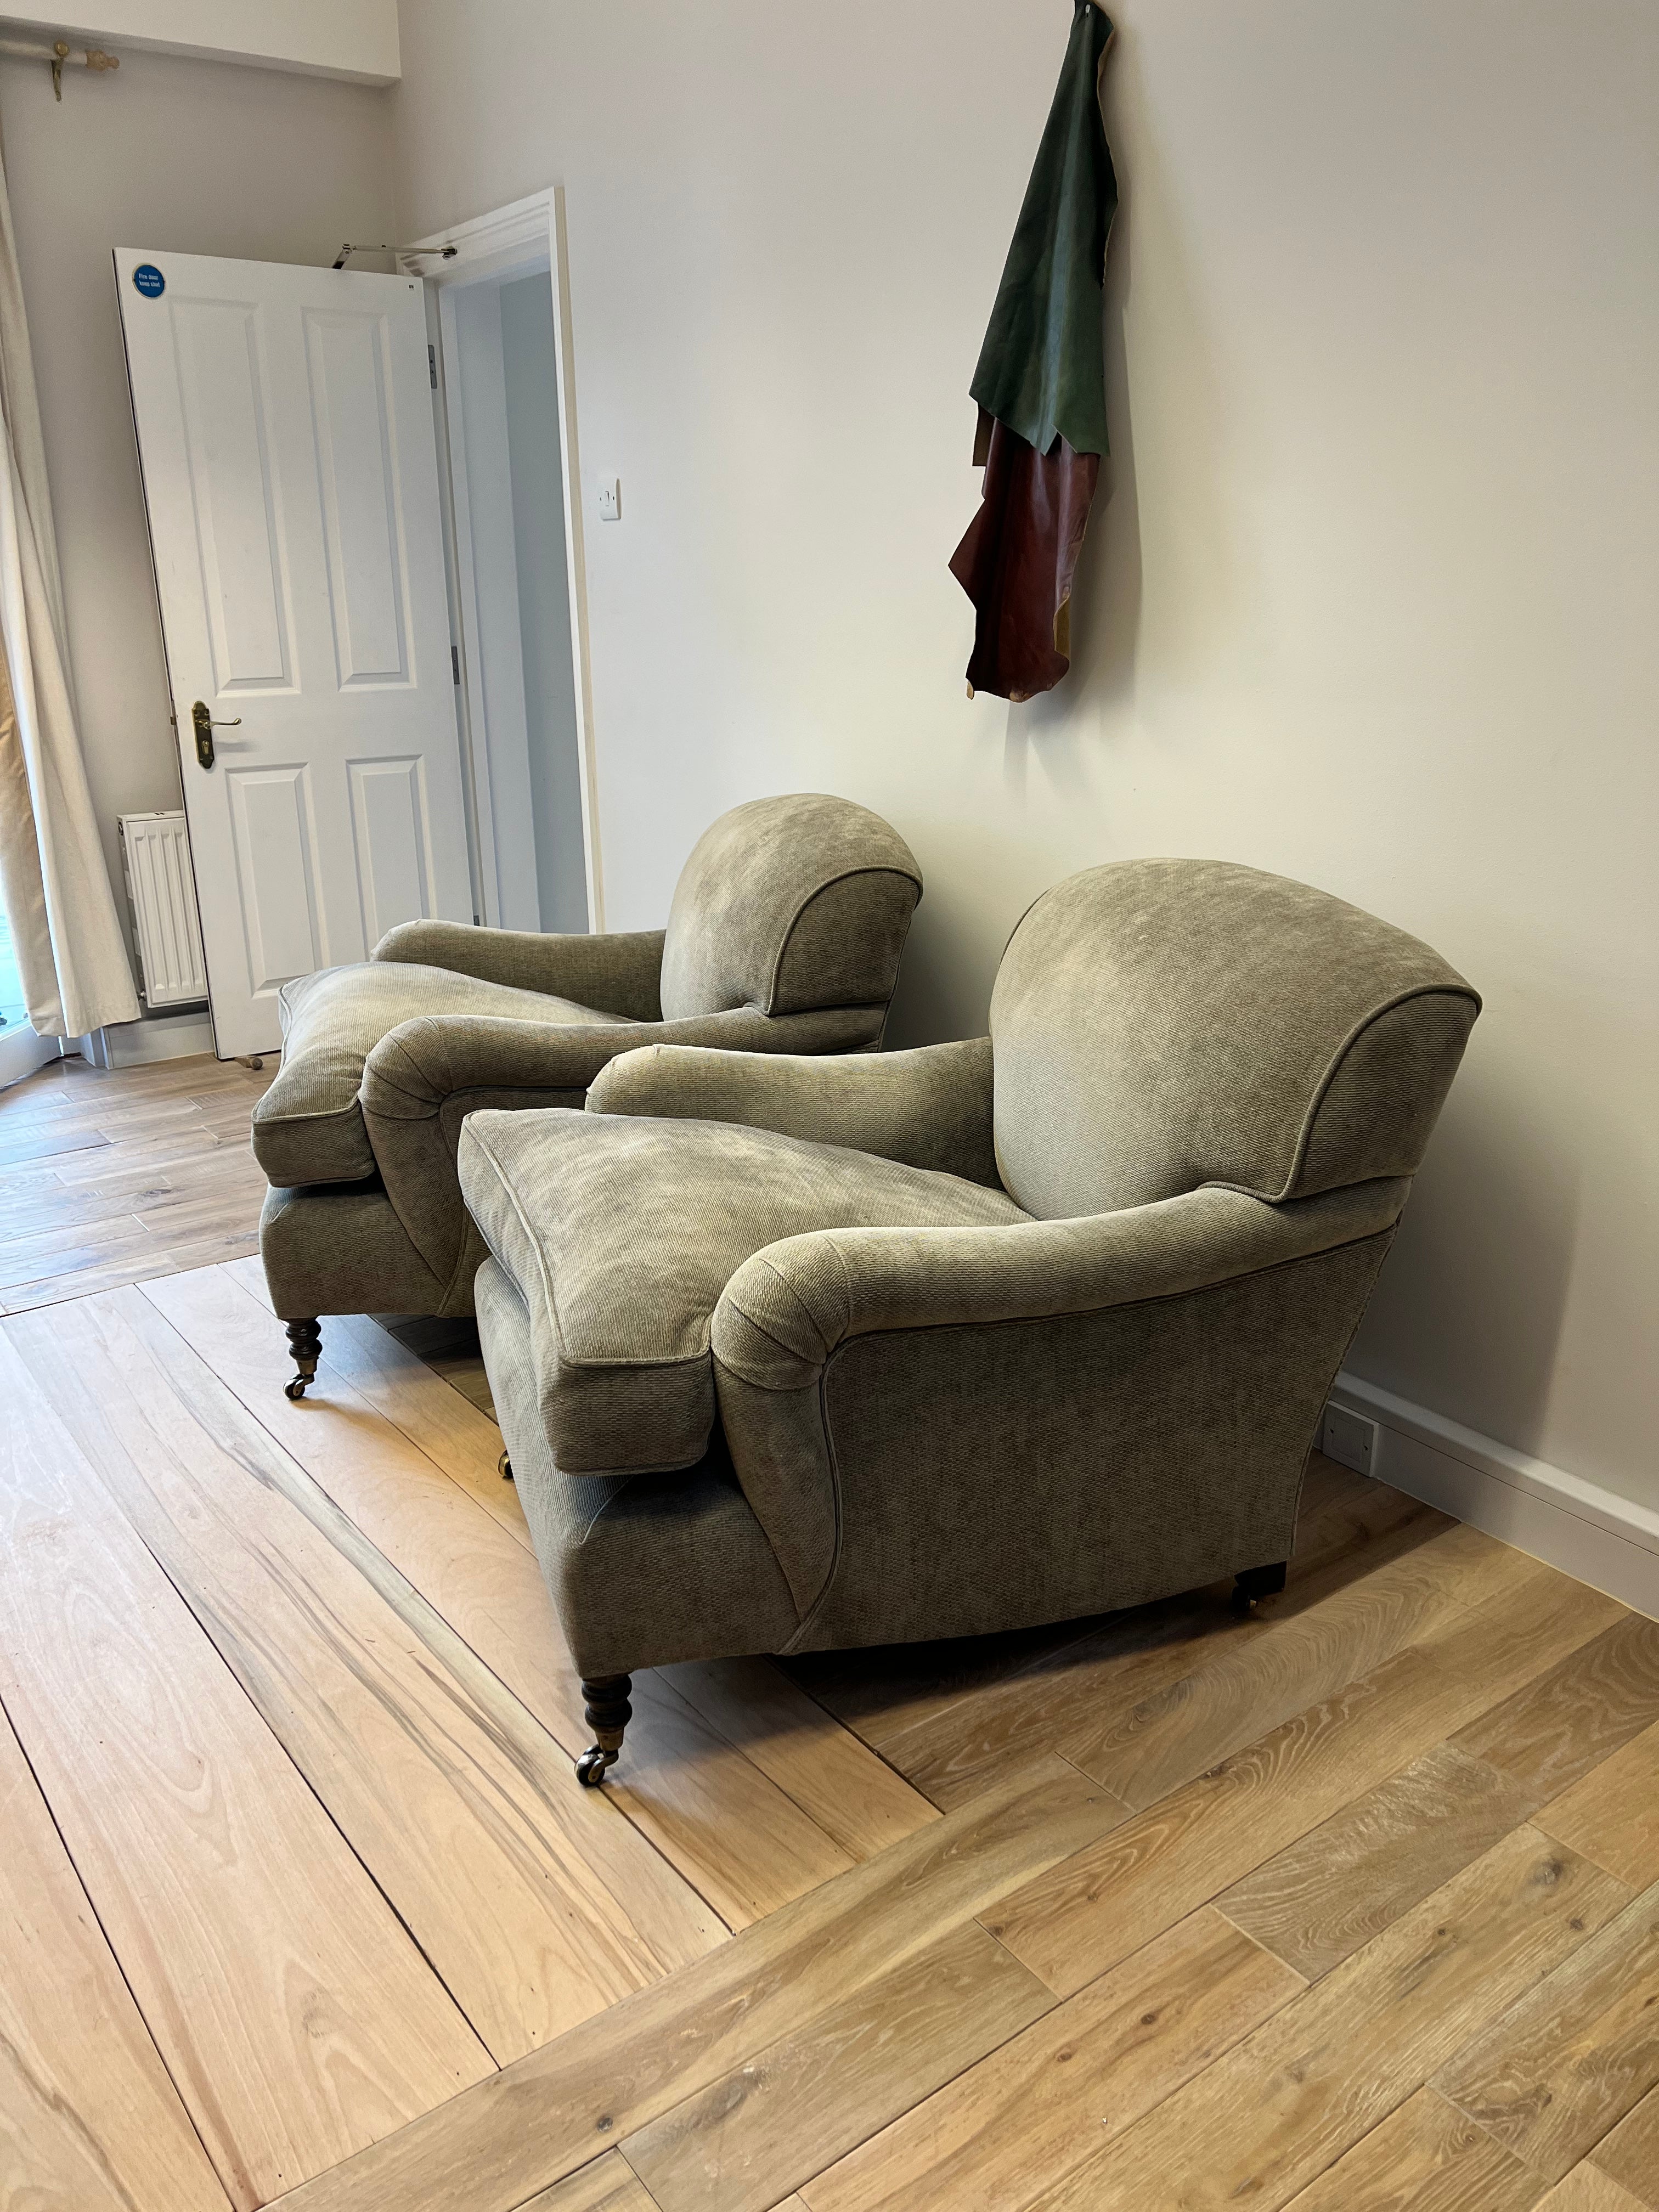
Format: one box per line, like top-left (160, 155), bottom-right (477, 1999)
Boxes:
top-left (1350, 1040), bottom-right (1581, 1458)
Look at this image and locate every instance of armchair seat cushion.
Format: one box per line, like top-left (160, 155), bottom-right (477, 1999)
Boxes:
top-left (458, 1108), bottom-right (1029, 1480)
top-left (253, 963), bottom-right (632, 1187)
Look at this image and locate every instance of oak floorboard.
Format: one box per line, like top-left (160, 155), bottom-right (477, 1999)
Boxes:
top-left (167, 1265), bottom-right (861, 1932)
top-left (1536, 2169), bottom-right (1653, 2211)
top-left (11, 1289), bottom-right (716, 2059)
top-left (1535, 1721), bottom-right (1659, 1889)
top-left (1063, 1521), bottom-right (1531, 1814)
top-left (784, 1611), bottom-right (1112, 1754)
top-left (1023, 1827), bottom-right (1629, 2212)
top-left (517, 2154), bottom-right (663, 2210)
top-left (659, 1656), bottom-right (940, 1863)
top-left (270, 1759), bottom-right (1124, 2212)
top-left (1451, 1615), bottom-right (1659, 1799)
top-left (1218, 1741), bottom-right (1542, 1979)
top-left (622, 1920), bottom-right (1053, 2212)
top-left (1277, 2087), bottom-right (1545, 2210)
top-left (1590, 2083), bottom-right (1659, 2208)
top-left (800, 1906), bottom-right (1302, 2212)
top-left (0, 1325), bottom-right (489, 2211)
top-left (228, 1260), bottom-right (527, 1541)
top-left (47, 1124), bottom-right (227, 1184)
top-left (0, 1155), bottom-right (241, 1237)
top-left (375, 1310), bottom-right (498, 1416)
top-left (0, 1210), bottom-right (152, 1286)
top-left (986, 1560), bottom-right (1617, 1999)
top-left (0, 1698), bottom-right (235, 2212)
top-left (870, 1482), bottom-right (1462, 1809)
top-left (0, 1227), bottom-right (253, 1312)
top-left (1434, 1878), bottom-right (1659, 2183)
top-left (0, 1121), bottom-right (109, 1167)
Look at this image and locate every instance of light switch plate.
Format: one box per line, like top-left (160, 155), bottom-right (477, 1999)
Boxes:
top-left (597, 477), bottom-right (620, 521)
top-left (1321, 1403), bottom-right (1379, 1477)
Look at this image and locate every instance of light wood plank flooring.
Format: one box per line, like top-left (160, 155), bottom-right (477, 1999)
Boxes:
top-left (2, 1053), bottom-right (1657, 2212)
top-left (0, 1051), bottom-right (270, 1309)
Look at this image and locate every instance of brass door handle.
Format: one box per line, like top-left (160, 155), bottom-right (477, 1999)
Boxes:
top-left (190, 699), bottom-right (241, 770)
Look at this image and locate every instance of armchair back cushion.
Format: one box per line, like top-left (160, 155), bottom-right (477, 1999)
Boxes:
top-left (990, 859), bottom-right (1481, 1221)
top-left (659, 793), bottom-right (922, 1022)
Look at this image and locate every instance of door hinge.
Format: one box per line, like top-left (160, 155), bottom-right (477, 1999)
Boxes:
top-left (428, 343), bottom-right (438, 391)
top-left (451, 644), bottom-right (461, 685)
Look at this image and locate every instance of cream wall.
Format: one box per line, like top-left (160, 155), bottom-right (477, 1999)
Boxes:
top-left (390, 0), bottom-right (1658, 1513)
top-left (2, 2), bottom-right (400, 81)
top-left (0, 43), bottom-right (397, 978)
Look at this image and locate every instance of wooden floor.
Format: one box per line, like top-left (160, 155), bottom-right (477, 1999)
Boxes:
top-left (2, 1058), bottom-right (1658, 2212)
top-left (0, 1051), bottom-right (270, 1310)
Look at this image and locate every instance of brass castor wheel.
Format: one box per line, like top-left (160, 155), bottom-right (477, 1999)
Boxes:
top-left (499, 1449), bottom-right (514, 1481)
top-left (574, 1673), bottom-right (631, 1786)
top-left (284, 1318), bottom-right (321, 1403)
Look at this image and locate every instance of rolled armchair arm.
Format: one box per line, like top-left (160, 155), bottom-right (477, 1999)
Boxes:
top-left (358, 1000), bottom-right (901, 1305)
top-left (713, 1176), bottom-right (1412, 1642)
top-left (371, 921), bottom-right (667, 1020)
top-left (587, 1036), bottom-right (1000, 1184)
top-left (715, 1177), bottom-right (1410, 1393)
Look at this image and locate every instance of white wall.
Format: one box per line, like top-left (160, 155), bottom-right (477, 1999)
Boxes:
top-left (12, 2), bottom-right (400, 81)
top-left (390, 0), bottom-right (1658, 1517)
top-left (0, 43), bottom-right (397, 984)
top-left (499, 270), bottom-right (587, 935)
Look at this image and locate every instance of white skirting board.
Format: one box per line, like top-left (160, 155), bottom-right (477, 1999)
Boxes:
top-left (1329, 1372), bottom-right (1659, 1622)
top-left (74, 1012), bottom-right (217, 1069)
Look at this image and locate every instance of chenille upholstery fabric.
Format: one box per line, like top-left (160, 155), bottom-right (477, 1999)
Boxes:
top-left (658, 793), bottom-right (921, 1021)
top-left (471, 857), bottom-right (1480, 1691)
top-left (458, 1106), bottom-right (1027, 1479)
top-left (253, 961), bottom-right (634, 1188)
top-left (477, 1257), bottom-right (798, 1678)
top-left (586, 1036), bottom-right (1001, 1186)
top-left (989, 860), bottom-right (1479, 1219)
top-left (251, 793), bottom-right (921, 1322)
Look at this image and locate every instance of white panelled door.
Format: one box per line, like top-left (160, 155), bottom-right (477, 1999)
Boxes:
top-left (116, 249), bottom-right (472, 1057)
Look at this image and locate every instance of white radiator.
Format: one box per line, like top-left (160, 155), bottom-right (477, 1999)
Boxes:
top-left (119, 811), bottom-right (208, 1008)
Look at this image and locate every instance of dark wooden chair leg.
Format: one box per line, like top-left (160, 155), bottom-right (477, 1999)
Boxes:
top-left (575, 1674), bottom-right (633, 1786)
top-left (1232, 1559), bottom-right (1289, 1614)
top-left (284, 1318), bottom-right (321, 1401)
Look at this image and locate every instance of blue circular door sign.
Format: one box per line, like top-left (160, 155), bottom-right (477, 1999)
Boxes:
top-left (132, 263), bottom-right (165, 297)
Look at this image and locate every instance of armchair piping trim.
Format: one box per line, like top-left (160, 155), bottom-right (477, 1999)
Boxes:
top-left (1276, 983), bottom-right (1481, 1204)
top-left (761, 865), bottom-right (921, 1017)
top-left (774, 1220), bottom-right (1399, 1645)
top-left (723, 1212), bottom-right (1404, 1394)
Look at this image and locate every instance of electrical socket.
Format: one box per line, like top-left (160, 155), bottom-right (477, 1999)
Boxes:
top-left (597, 477), bottom-right (621, 521)
top-left (1320, 1403), bottom-right (1379, 1477)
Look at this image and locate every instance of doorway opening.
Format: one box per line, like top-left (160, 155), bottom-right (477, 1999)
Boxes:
top-left (408, 190), bottom-right (601, 936)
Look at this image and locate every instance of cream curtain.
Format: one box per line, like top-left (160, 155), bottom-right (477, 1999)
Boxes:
top-left (0, 129), bottom-right (138, 1039)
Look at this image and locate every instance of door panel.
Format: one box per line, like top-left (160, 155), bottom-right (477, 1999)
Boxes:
top-left (303, 309), bottom-right (413, 688)
top-left (226, 764), bottom-right (324, 995)
top-left (117, 249), bottom-right (471, 1056)
top-left (172, 298), bottom-right (294, 693)
top-left (347, 757), bottom-right (432, 947)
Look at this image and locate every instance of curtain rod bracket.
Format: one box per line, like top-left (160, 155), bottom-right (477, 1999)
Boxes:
top-left (0, 34), bottom-right (121, 99)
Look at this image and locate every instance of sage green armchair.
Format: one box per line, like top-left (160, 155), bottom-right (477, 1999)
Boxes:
top-left (251, 793), bottom-right (921, 1396)
top-left (458, 859), bottom-right (1480, 1784)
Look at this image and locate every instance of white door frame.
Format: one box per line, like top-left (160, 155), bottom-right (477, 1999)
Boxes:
top-left (399, 187), bottom-right (604, 932)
